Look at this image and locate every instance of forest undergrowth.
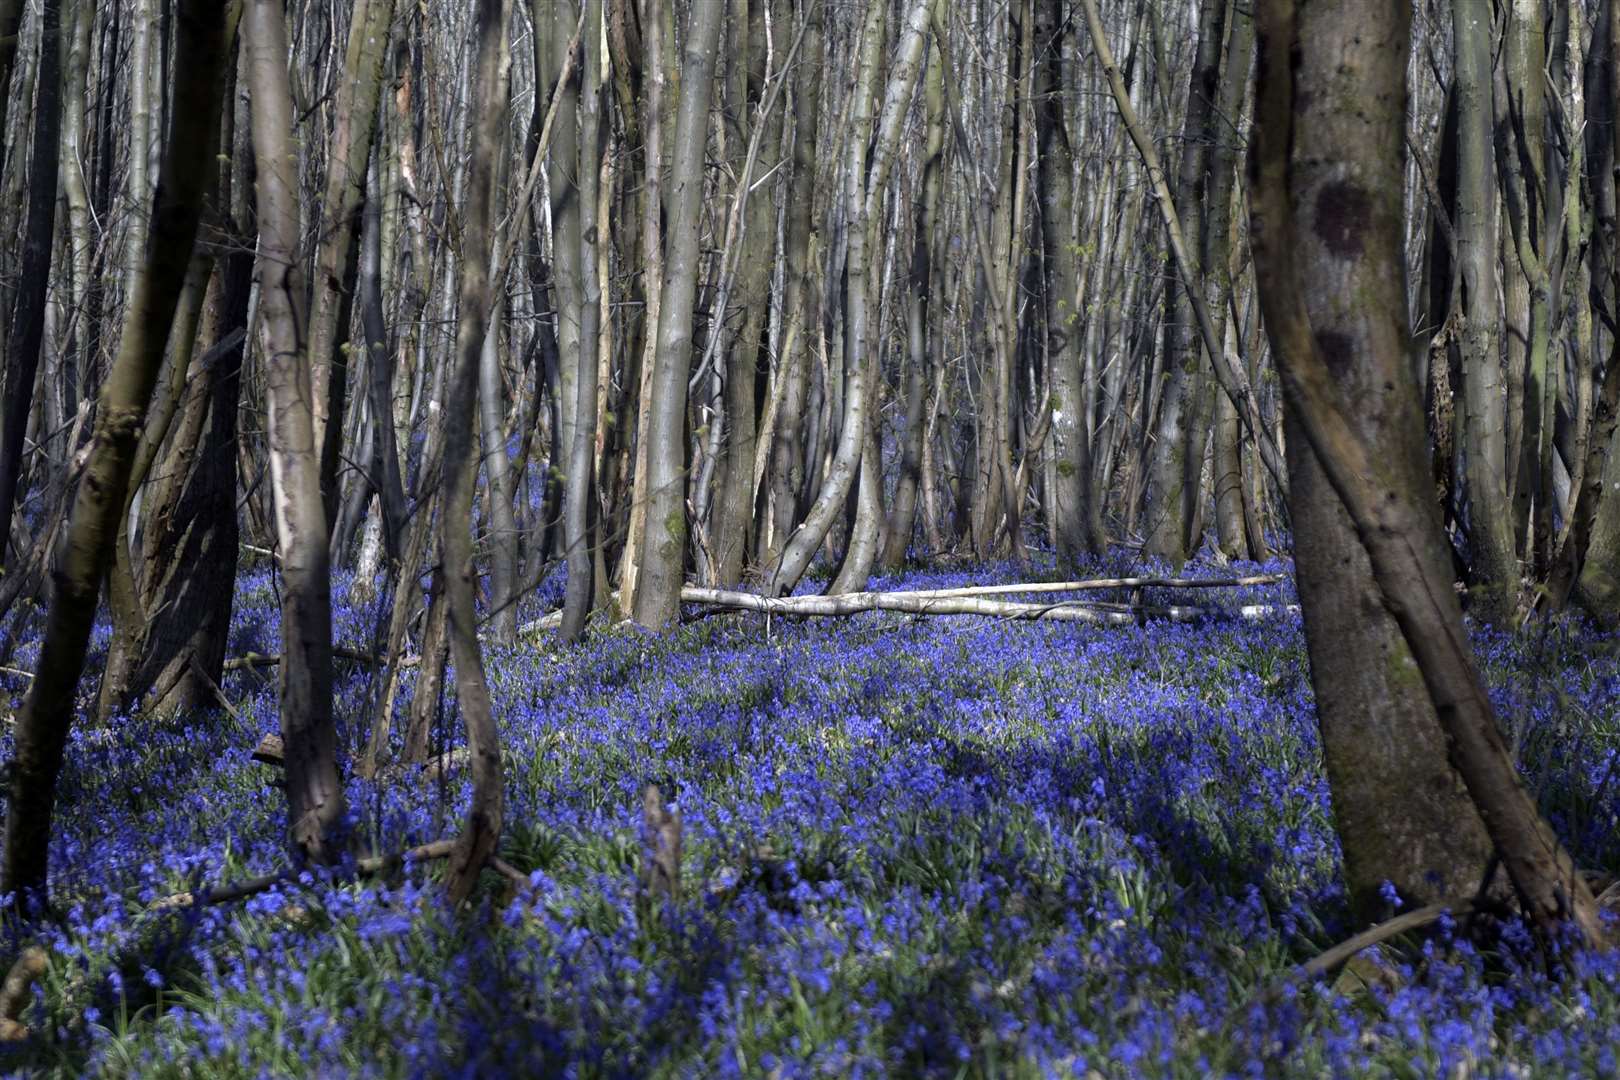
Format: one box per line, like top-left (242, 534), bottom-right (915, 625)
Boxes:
top-left (1, 554), bottom-right (1617, 1078)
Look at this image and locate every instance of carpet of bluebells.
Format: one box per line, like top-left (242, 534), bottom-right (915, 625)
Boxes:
top-left (1, 552), bottom-right (1618, 1078)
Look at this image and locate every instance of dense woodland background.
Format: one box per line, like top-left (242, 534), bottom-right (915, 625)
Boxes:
top-left (0, 0), bottom-right (1616, 1022)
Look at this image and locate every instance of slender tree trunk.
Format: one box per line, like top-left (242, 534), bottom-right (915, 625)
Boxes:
top-left (0, 0), bottom-right (61, 570)
top-left (308, 0), bottom-right (397, 524)
top-left (246, 0), bottom-right (346, 865)
top-left (616, 0), bottom-right (665, 615)
top-left (1452, 0), bottom-right (1520, 621)
top-left (1036, 0), bottom-right (1100, 565)
top-left (631, 0), bottom-right (726, 626)
top-left (3, 0), bottom-right (226, 908)
top-left (761, 0), bottom-right (823, 572)
top-left (712, 0), bottom-right (786, 587)
top-left (562, 0), bottom-right (605, 642)
top-left (441, 0), bottom-right (509, 907)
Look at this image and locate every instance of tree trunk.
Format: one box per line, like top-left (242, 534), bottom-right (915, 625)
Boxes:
top-left (441, 0), bottom-right (509, 908)
top-left (631, 0), bottom-right (725, 626)
top-left (563, 0), bottom-right (606, 641)
top-left (3, 0), bottom-right (226, 908)
top-left (761, 0), bottom-right (823, 572)
top-left (1251, 0), bottom-right (1607, 944)
top-left (0, 0), bottom-right (61, 571)
top-left (308, 0), bottom-right (397, 526)
top-left (1036, 0), bottom-right (1100, 565)
top-left (1452, 0), bottom-right (1519, 621)
top-left (245, 0), bottom-right (346, 865)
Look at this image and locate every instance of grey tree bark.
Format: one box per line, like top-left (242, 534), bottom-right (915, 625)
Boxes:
top-left (246, 0), bottom-right (346, 865)
top-left (1452, 0), bottom-right (1520, 621)
top-left (631, 0), bottom-right (726, 627)
top-left (562, 0), bottom-right (605, 642)
top-left (767, 0), bottom-right (932, 598)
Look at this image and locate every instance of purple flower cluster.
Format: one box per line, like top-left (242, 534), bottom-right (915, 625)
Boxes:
top-left (1, 554), bottom-right (1616, 1077)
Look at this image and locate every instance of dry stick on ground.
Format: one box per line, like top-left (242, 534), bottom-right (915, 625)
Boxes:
top-left (145, 836), bottom-right (528, 914)
top-left (828, 574), bottom-right (1286, 600)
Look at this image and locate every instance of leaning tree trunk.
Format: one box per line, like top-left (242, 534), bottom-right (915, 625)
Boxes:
top-left (1251, 0), bottom-right (1607, 944)
top-left (631, 0), bottom-right (726, 627)
top-left (440, 0), bottom-right (509, 907)
top-left (245, 0), bottom-right (346, 865)
top-left (1250, 0), bottom-right (1494, 925)
top-left (2, 0), bottom-right (226, 909)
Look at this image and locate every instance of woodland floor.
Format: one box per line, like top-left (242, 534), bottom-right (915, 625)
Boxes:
top-left (1, 554), bottom-right (1618, 1077)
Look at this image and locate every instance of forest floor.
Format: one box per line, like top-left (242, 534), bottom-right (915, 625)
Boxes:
top-left (1, 554), bottom-right (1618, 1077)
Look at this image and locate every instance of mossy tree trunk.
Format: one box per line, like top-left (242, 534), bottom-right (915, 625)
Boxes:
top-left (1251, 0), bottom-right (1608, 944)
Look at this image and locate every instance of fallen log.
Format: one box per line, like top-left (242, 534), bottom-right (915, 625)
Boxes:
top-left (864, 572), bottom-right (1286, 599)
top-left (675, 587), bottom-right (1296, 624)
top-left (518, 580), bottom-right (1296, 634)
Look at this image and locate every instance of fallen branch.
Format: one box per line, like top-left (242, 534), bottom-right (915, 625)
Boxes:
top-left (868, 573), bottom-right (1286, 600)
top-left (519, 610), bottom-right (563, 636)
top-left (677, 587), bottom-right (1295, 625)
top-left (251, 734), bottom-right (467, 782)
top-left (1224, 896), bottom-right (1478, 1032)
top-left (1298, 898), bottom-right (1475, 982)
top-left (225, 646), bottom-right (396, 671)
top-left (519, 583), bottom-right (1295, 634)
top-left (148, 839), bottom-right (459, 912)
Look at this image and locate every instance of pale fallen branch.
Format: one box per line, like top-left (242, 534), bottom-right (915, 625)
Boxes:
top-left (676, 587), bottom-right (1295, 625)
top-left (518, 583), bottom-right (1295, 634)
top-left (869, 573), bottom-right (1286, 599)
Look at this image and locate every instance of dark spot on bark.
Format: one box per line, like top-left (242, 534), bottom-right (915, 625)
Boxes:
top-left (1315, 329), bottom-right (1355, 378)
top-left (1314, 180), bottom-right (1372, 259)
